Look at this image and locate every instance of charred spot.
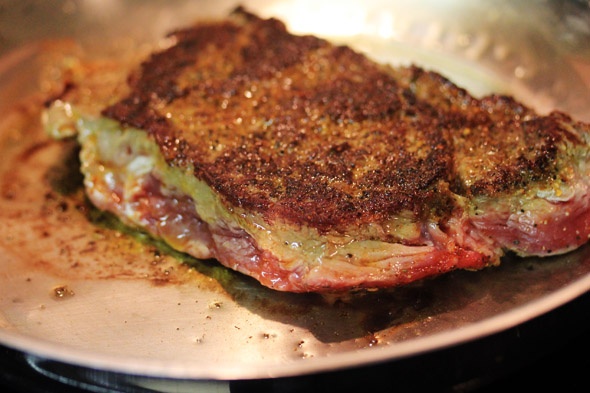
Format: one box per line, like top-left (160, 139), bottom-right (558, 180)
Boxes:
top-left (313, 73), bottom-right (403, 123)
top-left (232, 17), bottom-right (325, 80)
top-left (103, 20), bottom-right (241, 127)
top-left (327, 142), bottom-right (351, 155)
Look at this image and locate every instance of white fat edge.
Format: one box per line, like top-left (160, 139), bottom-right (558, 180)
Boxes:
top-left (535, 137), bottom-right (590, 202)
top-left (43, 100), bottom-right (81, 139)
top-left (237, 211), bottom-right (434, 271)
top-left (470, 177), bottom-right (584, 254)
top-left (535, 185), bottom-right (577, 202)
top-left (74, 116), bottom-right (255, 249)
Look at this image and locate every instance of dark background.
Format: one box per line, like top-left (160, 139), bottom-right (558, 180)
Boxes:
top-left (1, 289), bottom-right (589, 393)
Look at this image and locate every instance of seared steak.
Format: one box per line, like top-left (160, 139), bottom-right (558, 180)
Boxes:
top-left (44, 7), bottom-right (590, 292)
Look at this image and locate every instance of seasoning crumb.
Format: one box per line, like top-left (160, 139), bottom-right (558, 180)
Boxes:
top-left (52, 284), bottom-right (75, 299)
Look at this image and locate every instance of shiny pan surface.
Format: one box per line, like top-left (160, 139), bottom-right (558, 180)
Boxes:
top-left (1, 0), bottom-right (590, 382)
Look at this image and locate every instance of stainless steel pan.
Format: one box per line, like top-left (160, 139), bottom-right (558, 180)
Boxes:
top-left (1, 0), bottom-right (589, 387)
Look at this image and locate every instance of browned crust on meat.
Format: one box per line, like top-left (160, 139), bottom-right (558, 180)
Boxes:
top-left (101, 7), bottom-right (587, 232)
